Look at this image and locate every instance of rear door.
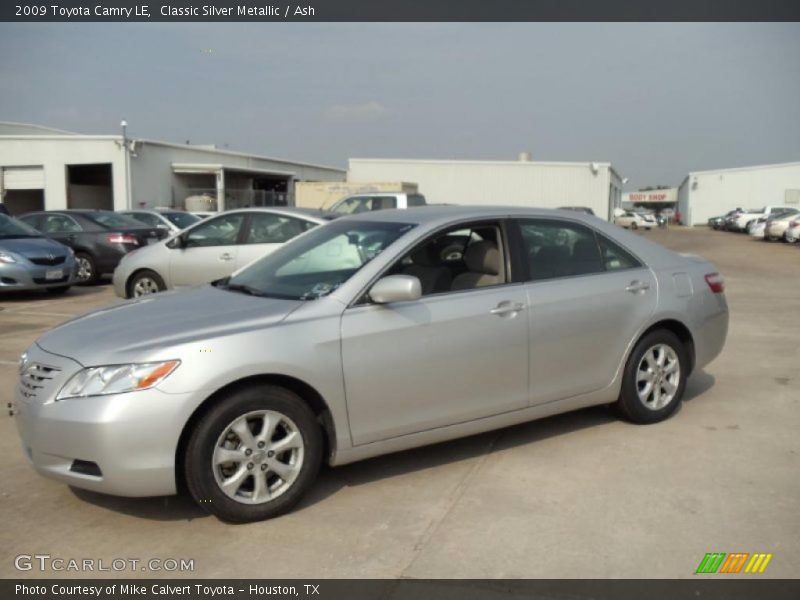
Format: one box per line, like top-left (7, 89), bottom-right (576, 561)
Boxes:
top-left (236, 212), bottom-right (317, 270)
top-left (169, 212), bottom-right (245, 286)
top-left (513, 218), bottom-right (657, 405)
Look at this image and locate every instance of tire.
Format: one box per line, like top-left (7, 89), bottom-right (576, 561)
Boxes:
top-left (128, 269), bottom-right (166, 298)
top-left (630, 222), bottom-right (638, 230)
top-left (45, 285), bottom-right (71, 295)
top-left (74, 252), bottom-right (99, 285)
top-left (184, 385), bottom-right (323, 523)
top-left (616, 329), bottom-right (688, 424)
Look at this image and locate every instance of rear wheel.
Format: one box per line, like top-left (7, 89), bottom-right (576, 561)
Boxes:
top-left (184, 385), bottom-right (323, 523)
top-left (74, 252), bottom-right (98, 285)
top-left (129, 269), bottom-right (166, 298)
top-left (616, 329), bottom-right (688, 424)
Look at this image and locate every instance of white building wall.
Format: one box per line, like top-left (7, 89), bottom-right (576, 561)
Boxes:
top-left (0, 136), bottom-right (127, 210)
top-left (680, 162), bottom-right (800, 226)
top-left (348, 159), bottom-right (619, 220)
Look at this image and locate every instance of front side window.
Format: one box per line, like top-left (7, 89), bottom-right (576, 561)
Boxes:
top-left (185, 214), bottom-right (245, 247)
top-left (43, 214), bottom-right (82, 233)
top-left (244, 213), bottom-right (316, 244)
top-left (383, 222), bottom-right (507, 296)
top-left (164, 212), bottom-right (201, 229)
top-left (125, 212), bottom-right (162, 228)
top-left (224, 220), bottom-right (414, 300)
top-left (517, 219), bottom-right (605, 281)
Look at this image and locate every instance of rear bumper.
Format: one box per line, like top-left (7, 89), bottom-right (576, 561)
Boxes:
top-left (693, 296), bottom-right (729, 372)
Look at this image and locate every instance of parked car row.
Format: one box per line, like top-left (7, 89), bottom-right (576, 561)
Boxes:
top-left (708, 206), bottom-right (800, 244)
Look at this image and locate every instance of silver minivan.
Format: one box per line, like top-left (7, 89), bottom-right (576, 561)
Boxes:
top-left (14, 207), bottom-right (728, 522)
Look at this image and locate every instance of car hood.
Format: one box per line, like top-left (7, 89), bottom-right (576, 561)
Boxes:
top-left (0, 236), bottom-right (69, 258)
top-left (36, 285), bottom-right (303, 365)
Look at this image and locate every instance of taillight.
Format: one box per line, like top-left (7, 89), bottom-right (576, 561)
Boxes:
top-left (106, 233), bottom-right (139, 245)
top-left (705, 273), bottom-right (725, 294)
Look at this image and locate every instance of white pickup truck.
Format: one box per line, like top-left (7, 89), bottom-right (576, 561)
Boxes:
top-left (328, 192), bottom-right (427, 215)
top-left (730, 206), bottom-right (792, 232)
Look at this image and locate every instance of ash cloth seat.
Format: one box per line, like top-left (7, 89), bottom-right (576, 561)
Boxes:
top-left (451, 240), bottom-right (501, 290)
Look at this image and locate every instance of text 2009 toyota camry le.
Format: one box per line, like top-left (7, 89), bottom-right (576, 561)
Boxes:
top-left (13, 207), bottom-right (728, 522)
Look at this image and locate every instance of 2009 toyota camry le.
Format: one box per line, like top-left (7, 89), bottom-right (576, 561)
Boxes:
top-left (13, 207), bottom-right (728, 522)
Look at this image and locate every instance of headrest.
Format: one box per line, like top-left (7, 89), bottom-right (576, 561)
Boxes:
top-left (464, 240), bottom-right (500, 275)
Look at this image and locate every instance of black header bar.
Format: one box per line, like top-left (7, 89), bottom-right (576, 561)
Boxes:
top-left (3, 0), bottom-right (800, 22)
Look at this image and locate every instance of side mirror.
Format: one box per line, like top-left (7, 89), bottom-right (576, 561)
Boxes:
top-left (369, 275), bottom-right (421, 304)
top-left (167, 234), bottom-right (186, 249)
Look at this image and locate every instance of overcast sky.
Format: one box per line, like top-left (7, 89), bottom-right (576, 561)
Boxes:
top-left (1, 23), bottom-right (798, 189)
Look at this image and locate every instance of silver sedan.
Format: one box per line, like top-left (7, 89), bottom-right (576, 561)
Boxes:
top-left (112, 207), bottom-right (328, 298)
top-left (14, 207), bottom-right (728, 522)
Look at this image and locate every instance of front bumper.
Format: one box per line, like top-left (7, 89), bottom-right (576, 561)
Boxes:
top-left (0, 259), bottom-right (76, 291)
top-left (13, 344), bottom-right (197, 497)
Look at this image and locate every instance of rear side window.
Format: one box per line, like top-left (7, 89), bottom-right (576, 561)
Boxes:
top-left (596, 234), bottom-right (642, 271)
top-left (244, 213), bottom-right (315, 244)
top-left (517, 219), bottom-right (605, 281)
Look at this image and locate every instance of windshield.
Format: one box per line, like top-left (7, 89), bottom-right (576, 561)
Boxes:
top-left (0, 214), bottom-right (42, 239)
top-left (87, 212), bottom-right (148, 229)
top-left (224, 220), bottom-right (415, 300)
top-left (164, 212), bottom-right (201, 229)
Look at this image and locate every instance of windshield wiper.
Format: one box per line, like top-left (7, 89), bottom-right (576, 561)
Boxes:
top-left (224, 283), bottom-right (265, 297)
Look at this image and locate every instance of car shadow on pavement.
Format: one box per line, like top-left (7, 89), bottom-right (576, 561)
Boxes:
top-left (69, 486), bottom-right (210, 522)
top-left (68, 371), bottom-right (716, 522)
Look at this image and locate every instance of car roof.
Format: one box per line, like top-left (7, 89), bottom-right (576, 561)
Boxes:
top-left (214, 206), bottom-right (330, 223)
top-left (334, 205), bottom-right (605, 226)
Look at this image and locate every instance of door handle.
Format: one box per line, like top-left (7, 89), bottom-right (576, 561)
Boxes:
top-left (219, 253), bottom-right (234, 261)
top-left (490, 301), bottom-right (526, 316)
top-left (626, 280), bottom-right (650, 293)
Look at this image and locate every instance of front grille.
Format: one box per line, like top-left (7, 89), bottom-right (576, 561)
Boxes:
top-left (19, 363), bottom-right (62, 400)
top-left (32, 275), bottom-right (69, 284)
top-left (29, 256), bottom-right (66, 266)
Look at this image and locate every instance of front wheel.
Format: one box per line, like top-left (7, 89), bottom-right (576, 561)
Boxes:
top-left (74, 252), bottom-right (99, 285)
top-left (129, 269), bottom-right (166, 298)
top-left (184, 385), bottom-right (323, 523)
top-left (616, 330), bottom-right (688, 424)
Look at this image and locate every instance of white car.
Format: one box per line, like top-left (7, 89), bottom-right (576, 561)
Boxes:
top-left (112, 208), bottom-right (329, 298)
top-left (748, 219), bottom-right (767, 239)
top-left (328, 192), bottom-right (427, 215)
top-left (614, 210), bottom-right (655, 231)
top-left (764, 209), bottom-right (800, 241)
top-left (731, 206), bottom-right (792, 232)
top-left (784, 216), bottom-right (800, 243)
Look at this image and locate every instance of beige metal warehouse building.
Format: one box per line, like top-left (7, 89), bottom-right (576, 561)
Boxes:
top-left (0, 122), bottom-right (345, 215)
top-left (348, 156), bottom-right (624, 220)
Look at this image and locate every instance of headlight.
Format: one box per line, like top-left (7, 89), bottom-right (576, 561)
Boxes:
top-left (0, 251), bottom-right (18, 264)
top-left (56, 360), bottom-right (180, 400)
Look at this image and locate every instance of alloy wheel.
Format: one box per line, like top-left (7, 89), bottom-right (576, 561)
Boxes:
top-left (636, 343), bottom-right (681, 410)
top-left (76, 256), bottom-right (93, 282)
top-left (132, 277), bottom-right (160, 297)
top-left (212, 410), bottom-right (305, 504)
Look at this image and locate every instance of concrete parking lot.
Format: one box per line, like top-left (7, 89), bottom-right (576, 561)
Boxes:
top-left (1, 228), bottom-right (798, 579)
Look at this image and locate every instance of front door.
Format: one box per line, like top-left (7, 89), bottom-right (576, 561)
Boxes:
top-left (170, 212), bottom-right (245, 287)
top-left (340, 220), bottom-right (529, 446)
